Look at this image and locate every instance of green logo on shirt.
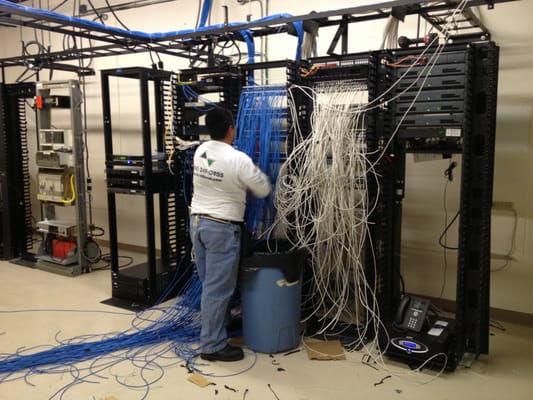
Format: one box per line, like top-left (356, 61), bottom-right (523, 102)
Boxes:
top-left (200, 151), bottom-right (215, 166)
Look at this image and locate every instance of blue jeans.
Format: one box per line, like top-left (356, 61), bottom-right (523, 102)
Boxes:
top-left (190, 215), bottom-right (241, 353)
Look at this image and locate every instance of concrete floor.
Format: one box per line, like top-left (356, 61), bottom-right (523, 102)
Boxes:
top-left (1, 259), bottom-right (532, 400)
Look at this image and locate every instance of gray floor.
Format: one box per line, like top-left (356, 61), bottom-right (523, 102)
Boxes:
top-left (1, 259), bottom-right (532, 400)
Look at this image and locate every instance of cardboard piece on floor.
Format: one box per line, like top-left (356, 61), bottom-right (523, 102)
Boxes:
top-left (305, 340), bottom-right (346, 360)
top-left (188, 373), bottom-right (213, 388)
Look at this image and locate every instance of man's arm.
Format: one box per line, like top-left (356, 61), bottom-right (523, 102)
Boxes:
top-left (239, 157), bottom-right (271, 198)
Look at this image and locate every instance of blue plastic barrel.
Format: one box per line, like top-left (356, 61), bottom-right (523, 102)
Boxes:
top-left (240, 241), bottom-right (304, 354)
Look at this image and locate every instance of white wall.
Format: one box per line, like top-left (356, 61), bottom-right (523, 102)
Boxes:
top-left (1, 0), bottom-right (532, 314)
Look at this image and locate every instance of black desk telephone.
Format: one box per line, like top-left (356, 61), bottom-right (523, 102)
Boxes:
top-left (394, 295), bottom-right (430, 332)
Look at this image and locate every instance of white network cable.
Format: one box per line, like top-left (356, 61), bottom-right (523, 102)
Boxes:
top-left (274, 81), bottom-right (377, 349)
top-left (272, 0), bottom-right (471, 379)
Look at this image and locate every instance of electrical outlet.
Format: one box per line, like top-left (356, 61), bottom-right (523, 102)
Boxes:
top-left (492, 201), bottom-right (514, 210)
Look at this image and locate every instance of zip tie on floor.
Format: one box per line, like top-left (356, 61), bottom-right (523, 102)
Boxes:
top-left (268, 383), bottom-right (280, 400)
top-left (374, 375), bottom-right (392, 386)
top-left (225, 384), bottom-right (238, 392)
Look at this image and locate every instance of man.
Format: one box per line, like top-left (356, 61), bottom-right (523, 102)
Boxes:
top-left (190, 107), bottom-right (271, 362)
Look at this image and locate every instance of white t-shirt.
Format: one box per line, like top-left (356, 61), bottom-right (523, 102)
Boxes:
top-left (190, 140), bottom-right (271, 222)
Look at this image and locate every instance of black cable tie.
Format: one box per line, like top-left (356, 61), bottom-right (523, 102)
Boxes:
top-left (272, 360), bottom-right (280, 365)
top-left (268, 384), bottom-right (280, 400)
top-left (181, 362), bottom-right (193, 374)
top-left (243, 388), bottom-right (249, 400)
top-left (374, 375), bottom-right (392, 386)
top-left (224, 384), bottom-right (238, 392)
top-left (277, 367), bottom-right (285, 372)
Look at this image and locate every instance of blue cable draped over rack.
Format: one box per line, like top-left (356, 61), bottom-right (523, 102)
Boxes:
top-left (0, 0), bottom-right (304, 61)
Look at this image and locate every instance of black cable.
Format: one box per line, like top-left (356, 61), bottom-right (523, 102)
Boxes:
top-left (87, 0), bottom-right (106, 24)
top-left (214, 34), bottom-right (242, 65)
top-left (489, 319), bottom-right (506, 331)
top-left (444, 160), bottom-right (457, 182)
top-left (15, 68), bottom-right (35, 83)
top-left (103, 0), bottom-right (131, 31)
top-left (439, 160), bottom-right (460, 250)
top-left (93, 253), bottom-right (134, 270)
top-left (439, 160), bottom-right (459, 298)
top-left (267, 384), bottom-right (280, 400)
top-left (147, 47), bottom-right (156, 67)
top-left (438, 208), bottom-right (460, 250)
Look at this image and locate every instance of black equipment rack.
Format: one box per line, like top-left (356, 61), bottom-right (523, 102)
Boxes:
top-left (170, 65), bottom-right (246, 302)
top-left (101, 67), bottom-right (184, 308)
top-left (294, 41), bottom-right (498, 370)
top-left (378, 42), bottom-right (497, 369)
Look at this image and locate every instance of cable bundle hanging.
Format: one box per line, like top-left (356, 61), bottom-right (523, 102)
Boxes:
top-left (276, 81), bottom-right (377, 347)
top-left (234, 85), bottom-right (286, 234)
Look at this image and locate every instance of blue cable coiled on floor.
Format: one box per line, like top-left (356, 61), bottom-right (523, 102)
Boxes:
top-left (0, 264), bottom-right (202, 393)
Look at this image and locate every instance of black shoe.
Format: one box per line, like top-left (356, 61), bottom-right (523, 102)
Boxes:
top-left (200, 344), bottom-right (244, 362)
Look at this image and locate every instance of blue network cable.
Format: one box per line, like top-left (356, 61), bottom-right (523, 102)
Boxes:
top-left (197, 0), bottom-right (212, 28)
top-left (234, 85), bottom-right (287, 233)
top-left (0, 0), bottom-right (303, 61)
top-left (0, 262), bottom-right (203, 399)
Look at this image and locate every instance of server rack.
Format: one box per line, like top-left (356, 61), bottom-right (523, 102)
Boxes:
top-left (173, 65), bottom-right (244, 142)
top-left (101, 67), bottom-right (182, 307)
top-left (171, 65), bottom-right (246, 286)
top-left (373, 42), bottom-right (498, 369)
top-left (290, 57), bottom-right (377, 332)
top-left (34, 80), bottom-right (90, 275)
top-left (294, 41), bottom-right (498, 370)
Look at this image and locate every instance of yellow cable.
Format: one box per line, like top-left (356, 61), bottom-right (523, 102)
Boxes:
top-left (61, 174), bottom-right (76, 204)
top-left (176, 72), bottom-right (193, 85)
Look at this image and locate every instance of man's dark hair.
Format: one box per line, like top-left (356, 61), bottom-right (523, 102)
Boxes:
top-left (205, 108), bottom-right (235, 140)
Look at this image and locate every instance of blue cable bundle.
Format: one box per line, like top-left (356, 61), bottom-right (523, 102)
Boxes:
top-left (0, 260), bottom-right (203, 398)
top-left (234, 85), bottom-right (287, 234)
top-left (181, 84), bottom-right (216, 112)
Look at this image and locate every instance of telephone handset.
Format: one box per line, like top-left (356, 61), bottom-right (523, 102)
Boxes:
top-left (394, 295), bottom-right (430, 332)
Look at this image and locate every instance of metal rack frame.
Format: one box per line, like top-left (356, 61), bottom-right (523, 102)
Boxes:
top-left (101, 66), bottom-right (197, 307)
top-left (0, 0), bottom-right (516, 74)
top-left (34, 80), bottom-right (90, 275)
top-left (291, 41), bottom-right (498, 370)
